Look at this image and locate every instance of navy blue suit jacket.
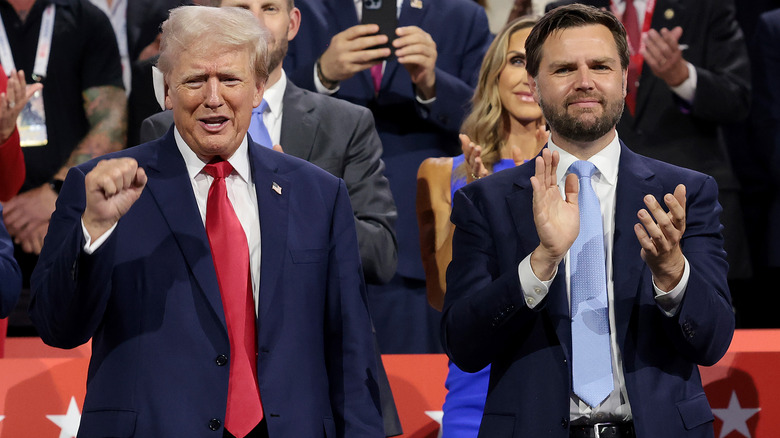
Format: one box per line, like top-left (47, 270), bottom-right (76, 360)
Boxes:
top-left (286, 0), bottom-right (491, 280)
top-left (442, 143), bottom-right (734, 437)
top-left (30, 130), bottom-right (384, 437)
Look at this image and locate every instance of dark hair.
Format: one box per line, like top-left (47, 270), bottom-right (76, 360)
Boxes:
top-left (524, 3), bottom-right (629, 78)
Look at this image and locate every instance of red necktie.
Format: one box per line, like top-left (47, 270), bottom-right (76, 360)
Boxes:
top-left (623, 0), bottom-right (641, 115)
top-left (371, 63), bottom-right (383, 94)
top-left (203, 161), bottom-right (263, 437)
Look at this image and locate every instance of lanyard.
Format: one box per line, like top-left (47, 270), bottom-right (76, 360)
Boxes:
top-left (0, 4), bottom-right (56, 80)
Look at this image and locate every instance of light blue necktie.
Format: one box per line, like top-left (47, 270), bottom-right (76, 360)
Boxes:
top-left (248, 99), bottom-right (273, 148)
top-left (569, 160), bottom-right (614, 408)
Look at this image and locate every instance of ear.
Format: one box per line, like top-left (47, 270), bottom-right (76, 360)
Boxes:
top-left (253, 80), bottom-right (265, 108)
top-left (288, 7), bottom-right (301, 41)
top-left (528, 75), bottom-right (540, 104)
top-left (622, 69), bottom-right (628, 99)
top-left (164, 82), bottom-right (173, 110)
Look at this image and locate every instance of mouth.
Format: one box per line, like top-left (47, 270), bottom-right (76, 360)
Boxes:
top-left (198, 115), bottom-right (229, 132)
top-left (566, 94), bottom-right (603, 109)
top-left (515, 91), bottom-right (536, 103)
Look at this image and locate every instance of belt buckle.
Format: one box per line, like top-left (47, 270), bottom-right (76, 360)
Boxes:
top-left (592, 422), bottom-right (612, 438)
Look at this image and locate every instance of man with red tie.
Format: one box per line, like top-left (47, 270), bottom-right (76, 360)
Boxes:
top-left (29, 6), bottom-right (383, 437)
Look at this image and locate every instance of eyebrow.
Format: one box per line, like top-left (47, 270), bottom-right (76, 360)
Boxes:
top-left (546, 56), bottom-right (617, 69)
top-left (507, 50), bottom-right (526, 58)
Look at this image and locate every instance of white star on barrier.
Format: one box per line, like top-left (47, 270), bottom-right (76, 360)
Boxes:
top-left (712, 391), bottom-right (760, 438)
top-left (46, 396), bottom-right (81, 438)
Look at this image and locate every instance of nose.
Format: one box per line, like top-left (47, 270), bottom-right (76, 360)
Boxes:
top-left (574, 66), bottom-right (594, 91)
top-left (204, 77), bottom-right (223, 109)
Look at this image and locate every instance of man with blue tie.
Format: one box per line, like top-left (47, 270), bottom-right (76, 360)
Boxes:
top-left (442, 5), bottom-right (734, 437)
top-left (29, 6), bottom-right (383, 437)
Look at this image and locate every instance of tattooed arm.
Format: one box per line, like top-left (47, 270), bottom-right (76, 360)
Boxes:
top-left (54, 85), bottom-right (127, 178)
top-left (3, 85), bottom-right (127, 255)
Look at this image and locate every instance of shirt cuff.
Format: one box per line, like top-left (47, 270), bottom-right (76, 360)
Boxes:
top-left (313, 63), bottom-right (340, 95)
top-left (653, 257), bottom-right (690, 317)
top-left (81, 219), bottom-right (118, 254)
top-left (670, 62), bottom-right (697, 104)
top-left (415, 92), bottom-right (436, 105)
top-left (518, 254), bottom-right (554, 309)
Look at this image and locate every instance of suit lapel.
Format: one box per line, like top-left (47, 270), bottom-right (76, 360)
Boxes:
top-left (279, 80), bottom-right (318, 160)
top-left (381, 0), bottom-right (429, 92)
top-left (326, 0), bottom-right (375, 92)
top-left (612, 144), bottom-right (660, 347)
top-left (143, 131), bottom-right (226, 328)
top-left (248, 143), bottom-right (290, 325)
top-left (507, 168), bottom-right (571, 359)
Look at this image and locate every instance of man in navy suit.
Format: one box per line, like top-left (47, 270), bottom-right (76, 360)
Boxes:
top-left (442, 5), bottom-right (734, 437)
top-left (29, 6), bottom-right (383, 437)
top-left (286, 0), bottom-right (492, 354)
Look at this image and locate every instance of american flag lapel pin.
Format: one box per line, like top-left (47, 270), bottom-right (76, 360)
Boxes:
top-left (272, 181), bottom-right (282, 195)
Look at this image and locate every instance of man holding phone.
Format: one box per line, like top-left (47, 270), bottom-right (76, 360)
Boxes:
top-left (286, 0), bottom-right (492, 355)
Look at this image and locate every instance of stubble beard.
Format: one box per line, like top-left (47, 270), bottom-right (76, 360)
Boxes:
top-left (266, 38), bottom-right (288, 74)
top-left (538, 91), bottom-right (624, 143)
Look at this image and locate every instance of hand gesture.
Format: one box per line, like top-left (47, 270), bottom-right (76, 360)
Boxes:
top-left (641, 27), bottom-right (689, 87)
top-left (82, 158), bottom-right (147, 240)
top-left (0, 69), bottom-right (44, 142)
top-left (2, 183), bottom-right (58, 254)
top-left (394, 26), bottom-right (437, 99)
top-left (634, 184), bottom-right (687, 291)
top-left (318, 24), bottom-right (391, 83)
top-left (529, 149), bottom-right (580, 280)
top-left (460, 134), bottom-right (487, 183)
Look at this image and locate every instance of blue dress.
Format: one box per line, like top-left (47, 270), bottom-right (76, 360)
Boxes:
top-left (442, 155), bottom-right (516, 438)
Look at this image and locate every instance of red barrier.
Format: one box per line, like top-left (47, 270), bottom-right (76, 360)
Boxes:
top-left (0, 330), bottom-right (776, 438)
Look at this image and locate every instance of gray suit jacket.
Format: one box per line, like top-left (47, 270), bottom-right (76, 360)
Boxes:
top-left (141, 79), bottom-right (398, 284)
top-left (140, 79), bottom-right (402, 436)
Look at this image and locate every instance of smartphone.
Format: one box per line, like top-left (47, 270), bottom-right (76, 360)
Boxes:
top-left (361, 0), bottom-right (397, 61)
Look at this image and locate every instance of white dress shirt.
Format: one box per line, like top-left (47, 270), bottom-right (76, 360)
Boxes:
top-left (517, 132), bottom-right (690, 423)
top-left (82, 130), bottom-right (263, 314)
top-left (258, 70), bottom-right (287, 146)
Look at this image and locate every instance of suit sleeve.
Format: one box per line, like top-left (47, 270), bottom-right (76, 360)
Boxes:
top-left (658, 175), bottom-right (734, 366)
top-left (344, 108), bottom-right (398, 285)
top-left (421, 8), bottom-right (492, 136)
top-left (0, 129), bottom-right (25, 202)
top-left (751, 12), bottom-right (780, 187)
top-left (324, 179), bottom-right (384, 437)
top-left (139, 111), bottom-right (173, 144)
top-left (29, 166), bottom-right (116, 348)
top-left (0, 204), bottom-right (21, 318)
top-left (441, 188), bottom-right (545, 373)
top-left (688, 0), bottom-right (750, 122)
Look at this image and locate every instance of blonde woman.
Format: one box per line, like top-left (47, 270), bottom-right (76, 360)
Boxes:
top-left (416, 16), bottom-right (546, 437)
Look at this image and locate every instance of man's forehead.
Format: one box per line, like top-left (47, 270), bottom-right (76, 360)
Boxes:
top-left (172, 49), bottom-right (253, 75)
top-left (541, 25), bottom-right (619, 60)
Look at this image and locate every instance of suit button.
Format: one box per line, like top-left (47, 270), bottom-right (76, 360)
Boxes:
top-left (208, 418), bottom-right (222, 431)
top-left (561, 417), bottom-right (569, 428)
top-left (216, 354), bottom-right (228, 366)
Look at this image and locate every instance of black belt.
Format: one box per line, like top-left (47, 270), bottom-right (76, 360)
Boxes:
top-left (569, 422), bottom-right (635, 438)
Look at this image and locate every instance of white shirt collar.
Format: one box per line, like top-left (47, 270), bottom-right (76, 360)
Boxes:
top-left (548, 131), bottom-right (621, 187)
top-left (354, 0), bottom-right (405, 20)
top-left (173, 127), bottom-right (252, 184)
top-left (261, 69), bottom-right (287, 117)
